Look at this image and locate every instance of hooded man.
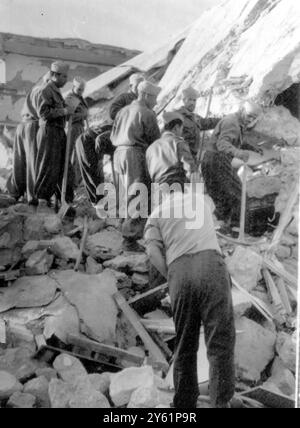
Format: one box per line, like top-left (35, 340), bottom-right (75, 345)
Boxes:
top-left (64, 76), bottom-right (88, 186)
top-left (110, 80), bottom-right (161, 252)
top-left (109, 73), bottom-right (145, 121)
top-left (146, 111), bottom-right (197, 187)
top-left (201, 101), bottom-right (263, 226)
top-left (34, 61), bottom-right (74, 213)
top-left (176, 86), bottom-right (220, 161)
top-left (7, 71), bottom-right (51, 208)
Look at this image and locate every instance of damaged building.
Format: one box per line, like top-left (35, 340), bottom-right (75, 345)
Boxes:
top-left (0, 0), bottom-right (299, 409)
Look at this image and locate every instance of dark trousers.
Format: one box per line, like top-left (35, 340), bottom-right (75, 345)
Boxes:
top-left (113, 146), bottom-right (150, 242)
top-left (168, 250), bottom-right (236, 408)
top-left (34, 123), bottom-right (74, 202)
top-left (69, 122), bottom-right (84, 187)
top-left (7, 121), bottom-right (39, 204)
top-left (76, 132), bottom-right (104, 205)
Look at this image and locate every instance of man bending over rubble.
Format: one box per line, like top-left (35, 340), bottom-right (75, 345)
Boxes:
top-left (144, 181), bottom-right (236, 408)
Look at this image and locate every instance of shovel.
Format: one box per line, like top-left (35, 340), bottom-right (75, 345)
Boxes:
top-left (58, 116), bottom-right (73, 219)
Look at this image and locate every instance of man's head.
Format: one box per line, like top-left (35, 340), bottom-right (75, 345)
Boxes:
top-left (239, 101), bottom-right (262, 129)
top-left (137, 81), bottom-right (161, 110)
top-left (72, 76), bottom-right (86, 96)
top-left (50, 61), bottom-right (69, 88)
top-left (163, 111), bottom-right (184, 137)
top-left (129, 73), bottom-right (145, 96)
top-left (181, 86), bottom-right (200, 113)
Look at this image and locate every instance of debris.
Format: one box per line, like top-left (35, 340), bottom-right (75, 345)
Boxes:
top-left (87, 373), bottom-right (111, 395)
top-left (140, 318), bottom-right (175, 335)
top-left (0, 371), bottom-right (23, 400)
top-left (132, 273), bottom-right (149, 288)
top-left (21, 240), bottom-right (54, 258)
top-left (51, 237), bottom-right (80, 261)
top-left (128, 283), bottom-right (168, 314)
top-left (0, 275), bottom-right (58, 314)
top-left (85, 256), bottom-right (103, 274)
top-left (35, 368), bottom-right (57, 382)
top-left (53, 353), bottom-right (87, 383)
top-left (109, 365), bottom-right (155, 407)
top-left (0, 270), bottom-right (20, 282)
top-left (24, 215), bottom-right (45, 241)
top-left (262, 268), bottom-right (287, 323)
top-left (114, 291), bottom-right (169, 373)
top-left (238, 386), bottom-right (295, 409)
top-left (275, 278), bottom-right (292, 314)
top-left (0, 319), bottom-right (6, 345)
top-left (86, 229), bottom-right (123, 260)
top-left (275, 332), bottom-right (296, 373)
top-left (7, 391), bottom-right (36, 408)
top-left (23, 376), bottom-right (50, 408)
top-left (263, 357), bottom-right (295, 397)
top-left (234, 317), bottom-right (276, 383)
top-left (103, 253), bottom-right (149, 273)
top-left (120, 347), bottom-right (146, 368)
top-left (25, 250), bottom-right (54, 275)
top-left (68, 376), bottom-right (111, 408)
top-left (6, 323), bottom-right (35, 350)
top-left (128, 385), bottom-right (160, 408)
top-left (226, 246), bottom-right (262, 292)
top-left (74, 215), bottom-right (89, 271)
top-left (104, 269), bottom-right (132, 289)
top-left (48, 378), bottom-right (73, 408)
top-left (0, 347), bottom-right (44, 381)
top-left (43, 215), bottom-right (63, 235)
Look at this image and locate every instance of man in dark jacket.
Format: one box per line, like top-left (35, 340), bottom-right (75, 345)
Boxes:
top-left (111, 80), bottom-right (161, 252)
top-left (176, 86), bottom-right (220, 161)
top-left (202, 101), bottom-right (263, 225)
top-left (109, 73), bottom-right (145, 121)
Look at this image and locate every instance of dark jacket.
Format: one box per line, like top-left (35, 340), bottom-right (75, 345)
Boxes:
top-left (109, 92), bottom-right (137, 121)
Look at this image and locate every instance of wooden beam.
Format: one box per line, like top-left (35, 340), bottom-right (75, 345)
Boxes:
top-left (128, 283), bottom-right (168, 306)
top-left (262, 268), bottom-right (286, 324)
top-left (276, 278), bottom-right (292, 314)
top-left (238, 387), bottom-right (295, 409)
top-left (263, 256), bottom-right (297, 298)
top-left (67, 334), bottom-right (144, 366)
top-left (114, 291), bottom-right (169, 373)
top-left (0, 319), bottom-right (6, 345)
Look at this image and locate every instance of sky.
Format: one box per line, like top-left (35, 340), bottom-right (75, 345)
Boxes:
top-left (0, 0), bottom-right (222, 51)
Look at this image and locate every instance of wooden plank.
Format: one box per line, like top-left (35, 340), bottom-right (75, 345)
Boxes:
top-left (148, 332), bottom-right (173, 360)
top-left (128, 283), bottom-right (168, 306)
top-left (275, 278), bottom-right (292, 314)
top-left (239, 387), bottom-right (295, 409)
top-left (0, 319), bottom-right (6, 344)
top-left (113, 291), bottom-right (169, 373)
top-left (263, 256), bottom-right (297, 297)
top-left (262, 268), bottom-right (286, 324)
top-left (67, 334), bottom-right (144, 365)
top-left (141, 318), bottom-right (175, 335)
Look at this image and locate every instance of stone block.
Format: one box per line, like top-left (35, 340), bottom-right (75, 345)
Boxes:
top-left (53, 354), bottom-right (87, 383)
top-left (7, 391), bottom-right (36, 408)
top-left (276, 332), bottom-right (296, 373)
top-left (23, 375), bottom-right (50, 408)
top-left (226, 246), bottom-right (262, 291)
top-left (0, 371), bottom-right (22, 400)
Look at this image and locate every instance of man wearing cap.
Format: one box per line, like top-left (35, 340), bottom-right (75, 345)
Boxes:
top-left (34, 61), bottom-right (74, 212)
top-left (109, 73), bottom-right (145, 121)
top-left (146, 111), bottom-right (197, 187)
top-left (202, 101), bottom-right (263, 226)
top-left (7, 71), bottom-right (52, 209)
top-left (64, 77), bottom-right (89, 186)
top-left (76, 123), bottom-right (115, 206)
top-left (111, 80), bottom-right (161, 252)
top-left (176, 86), bottom-right (220, 161)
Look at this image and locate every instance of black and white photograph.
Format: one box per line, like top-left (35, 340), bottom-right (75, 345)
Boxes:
top-left (0, 0), bottom-right (299, 411)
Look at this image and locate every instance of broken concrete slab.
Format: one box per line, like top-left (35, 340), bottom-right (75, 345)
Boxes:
top-left (68, 376), bottom-right (111, 408)
top-left (0, 347), bottom-right (45, 381)
top-left (86, 256), bottom-right (103, 274)
top-left (53, 354), bottom-right (87, 384)
top-left (0, 275), bottom-right (58, 313)
top-left (103, 253), bottom-right (149, 273)
top-left (86, 229), bottom-right (123, 261)
top-left (48, 378), bottom-right (73, 408)
top-left (23, 375), bottom-right (50, 408)
top-left (127, 385), bottom-right (160, 408)
top-left (0, 371), bottom-right (23, 400)
top-left (51, 237), bottom-right (80, 261)
top-left (6, 323), bottom-right (35, 351)
top-left (7, 391), bottom-right (36, 408)
top-left (235, 317), bottom-right (276, 383)
top-left (43, 215), bottom-right (63, 235)
top-left (226, 247), bottom-right (262, 292)
top-left (275, 332), bottom-right (296, 373)
top-left (25, 250), bottom-right (54, 275)
top-left (263, 357), bottom-right (295, 397)
top-left (110, 365), bottom-right (155, 407)
top-left (51, 270), bottom-right (118, 343)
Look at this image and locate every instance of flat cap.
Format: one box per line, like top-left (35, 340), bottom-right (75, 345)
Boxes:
top-left (138, 80), bottom-right (161, 96)
top-left (181, 86), bottom-right (200, 99)
top-left (129, 73), bottom-right (144, 85)
top-left (50, 61), bottom-right (69, 74)
top-left (162, 111), bottom-right (184, 125)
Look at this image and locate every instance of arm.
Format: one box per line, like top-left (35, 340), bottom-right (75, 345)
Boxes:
top-left (37, 88), bottom-right (67, 121)
top-left (147, 242), bottom-right (168, 279)
top-left (216, 119), bottom-right (245, 158)
top-left (109, 93), bottom-right (129, 121)
top-left (144, 111), bottom-right (161, 146)
top-left (197, 116), bottom-right (220, 131)
top-left (177, 139), bottom-right (198, 180)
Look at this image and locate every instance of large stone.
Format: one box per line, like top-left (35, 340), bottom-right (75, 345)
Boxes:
top-left (7, 391), bottom-right (36, 408)
top-left (0, 371), bottom-right (23, 399)
top-left (247, 176), bottom-right (281, 199)
top-left (21, 240), bottom-right (53, 259)
top-left (128, 385), bottom-right (160, 408)
top-left (85, 256), bottom-right (103, 274)
top-left (43, 215), bottom-right (63, 234)
top-left (0, 275), bottom-right (57, 313)
top-left (263, 357), bottom-right (295, 397)
top-left (232, 288), bottom-right (252, 318)
top-left (24, 215), bottom-right (45, 241)
top-left (23, 376), bottom-right (50, 408)
top-left (35, 368), bottom-right (57, 382)
top-left (25, 250), bottom-right (54, 275)
top-left (86, 229), bottom-right (123, 261)
top-left (103, 253), bottom-right (149, 273)
top-left (6, 323), bottom-right (35, 350)
top-left (235, 317), bottom-right (276, 383)
top-left (276, 332), bottom-right (296, 373)
top-left (53, 354), bottom-right (87, 383)
top-left (68, 376), bottom-right (110, 408)
top-left (132, 273), bottom-right (149, 289)
top-left (226, 246), bottom-right (262, 291)
top-left (51, 237), bottom-right (80, 261)
top-left (87, 373), bottom-right (111, 395)
top-left (121, 347), bottom-right (146, 369)
top-left (48, 379), bottom-right (73, 408)
top-left (51, 270), bottom-right (118, 343)
top-left (104, 268), bottom-right (132, 289)
top-left (110, 366), bottom-right (155, 407)
top-left (0, 347), bottom-right (44, 381)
